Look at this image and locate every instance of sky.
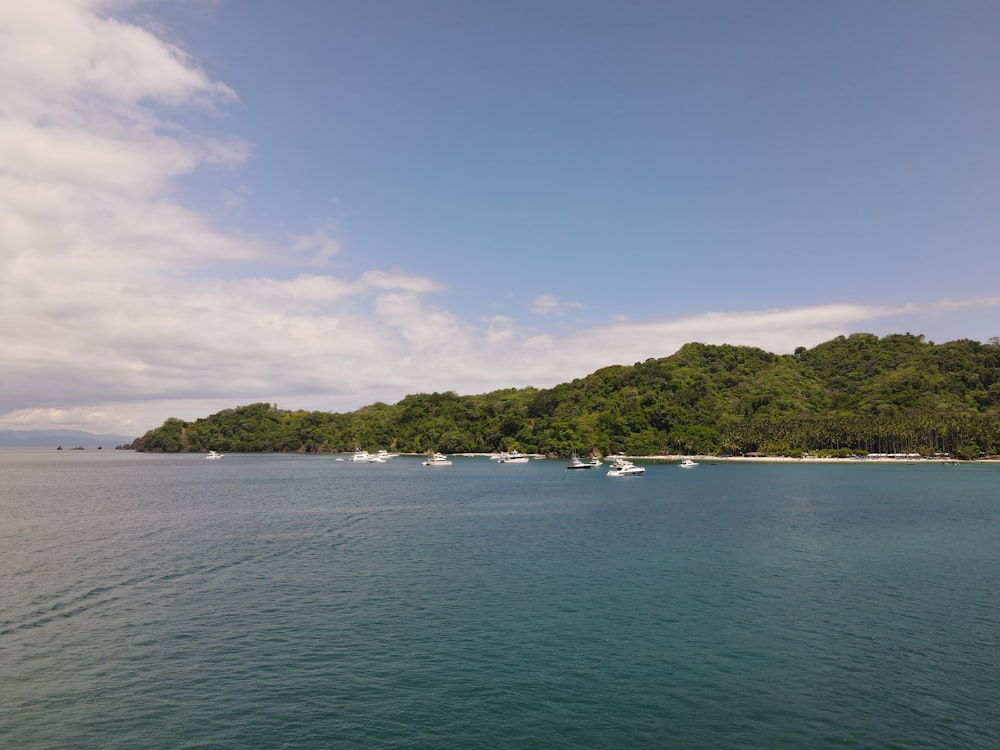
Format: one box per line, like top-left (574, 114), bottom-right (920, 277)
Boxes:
top-left (2, 0), bottom-right (1000, 437)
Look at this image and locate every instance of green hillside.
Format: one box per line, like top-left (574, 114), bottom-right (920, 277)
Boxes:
top-left (136, 333), bottom-right (1000, 458)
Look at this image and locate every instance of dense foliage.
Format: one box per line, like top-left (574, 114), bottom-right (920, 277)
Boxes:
top-left (136, 334), bottom-right (1000, 458)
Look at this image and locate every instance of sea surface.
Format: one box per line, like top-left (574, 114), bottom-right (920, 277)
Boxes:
top-left (1, 450), bottom-right (997, 749)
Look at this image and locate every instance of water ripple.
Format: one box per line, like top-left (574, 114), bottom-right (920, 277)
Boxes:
top-left (1, 454), bottom-right (998, 749)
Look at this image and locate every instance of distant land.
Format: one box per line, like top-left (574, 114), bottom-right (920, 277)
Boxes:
top-left (0, 430), bottom-right (137, 448)
top-left (134, 333), bottom-right (1000, 459)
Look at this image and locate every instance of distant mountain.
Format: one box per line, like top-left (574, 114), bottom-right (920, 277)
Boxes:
top-left (134, 333), bottom-right (1000, 459)
top-left (0, 430), bottom-right (137, 448)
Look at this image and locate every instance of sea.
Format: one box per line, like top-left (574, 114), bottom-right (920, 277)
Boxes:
top-left (1, 449), bottom-right (997, 749)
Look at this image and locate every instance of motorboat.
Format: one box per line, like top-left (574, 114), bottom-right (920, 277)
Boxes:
top-left (496, 450), bottom-right (530, 464)
top-left (375, 450), bottom-right (398, 460)
top-left (608, 460), bottom-right (644, 477)
top-left (350, 448), bottom-right (385, 463)
top-left (423, 452), bottom-right (453, 466)
top-left (566, 453), bottom-right (599, 470)
top-left (205, 450), bottom-right (224, 460)
top-left (607, 457), bottom-right (644, 477)
top-left (679, 459), bottom-right (699, 468)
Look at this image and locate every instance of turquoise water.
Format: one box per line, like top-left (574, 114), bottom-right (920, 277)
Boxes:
top-left (1, 450), bottom-right (997, 748)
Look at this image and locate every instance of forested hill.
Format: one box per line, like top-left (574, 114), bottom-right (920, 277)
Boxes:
top-left (136, 333), bottom-right (1000, 458)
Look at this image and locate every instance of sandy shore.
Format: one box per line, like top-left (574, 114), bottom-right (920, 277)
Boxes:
top-left (456, 453), bottom-right (1000, 464)
top-left (634, 454), bottom-right (998, 463)
top-left (452, 452), bottom-right (997, 463)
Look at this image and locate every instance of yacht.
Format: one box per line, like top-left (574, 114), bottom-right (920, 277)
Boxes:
top-left (423, 452), bottom-right (453, 466)
top-left (607, 457), bottom-right (644, 477)
top-left (205, 450), bottom-right (224, 460)
top-left (679, 458), bottom-right (699, 468)
top-left (566, 453), bottom-right (599, 470)
top-left (496, 450), bottom-right (530, 464)
top-left (350, 448), bottom-right (384, 463)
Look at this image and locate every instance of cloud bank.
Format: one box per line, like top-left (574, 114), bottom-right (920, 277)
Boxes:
top-left (1, 1), bottom-right (996, 436)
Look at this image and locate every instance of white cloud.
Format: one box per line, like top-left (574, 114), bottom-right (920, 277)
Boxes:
top-left (0, 0), bottom-right (235, 120)
top-left (0, 119), bottom-right (195, 194)
top-left (1, 1), bottom-right (995, 436)
top-left (929, 296), bottom-right (1000, 313)
top-left (483, 316), bottom-right (517, 345)
top-left (531, 293), bottom-right (584, 315)
top-left (222, 184), bottom-right (249, 210)
top-left (360, 270), bottom-right (443, 294)
top-left (292, 228), bottom-right (342, 265)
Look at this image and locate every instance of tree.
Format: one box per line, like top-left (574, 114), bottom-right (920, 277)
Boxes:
top-left (136, 334), bottom-right (1000, 457)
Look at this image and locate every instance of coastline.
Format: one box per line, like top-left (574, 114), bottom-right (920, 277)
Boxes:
top-left (454, 451), bottom-right (998, 463)
top-left (634, 454), bottom-right (998, 463)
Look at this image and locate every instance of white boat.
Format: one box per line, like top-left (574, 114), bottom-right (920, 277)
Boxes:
top-left (205, 450), bottom-right (224, 460)
top-left (350, 448), bottom-right (385, 463)
top-left (566, 453), bottom-right (599, 470)
top-left (375, 449), bottom-right (398, 460)
top-left (496, 450), bottom-right (530, 464)
top-left (423, 452), bottom-right (452, 466)
top-left (607, 457), bottom-right (644, 477)
top-left (679, 458), bottom-right (699, 468)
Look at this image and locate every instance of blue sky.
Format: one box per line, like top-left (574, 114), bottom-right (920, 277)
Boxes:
top-left (2, 0), bottom-right (999, 435)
